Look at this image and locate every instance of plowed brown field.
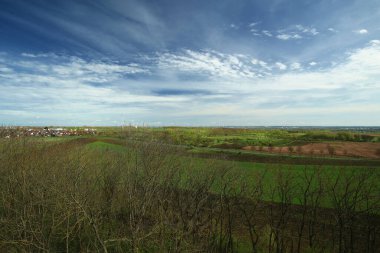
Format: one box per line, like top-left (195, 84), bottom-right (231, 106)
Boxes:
top-left (242, 142), bottom-right (380, 159)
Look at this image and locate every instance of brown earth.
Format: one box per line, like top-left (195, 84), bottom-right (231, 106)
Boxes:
top-left (242, 142), bottom-right (380, 159)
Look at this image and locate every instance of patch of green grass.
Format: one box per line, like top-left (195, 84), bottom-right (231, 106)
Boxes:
top-left (36, 136), bottom-right (82, 142)
top-left (86, 141), bottom-right (127, 152)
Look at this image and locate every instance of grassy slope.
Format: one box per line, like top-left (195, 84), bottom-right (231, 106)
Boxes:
top-left (85, 138), bottom-right (380, 208)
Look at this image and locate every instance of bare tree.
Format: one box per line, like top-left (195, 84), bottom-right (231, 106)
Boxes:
top-left (327, 145), bottom-right (335, 157)
top-left (266, 167), bottom-right (295, 253)
top-left (234, 170), bottom-right (266, 252)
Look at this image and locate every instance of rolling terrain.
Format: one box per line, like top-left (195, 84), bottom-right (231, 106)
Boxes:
top-left (1, 126), bottom-right (379, 252)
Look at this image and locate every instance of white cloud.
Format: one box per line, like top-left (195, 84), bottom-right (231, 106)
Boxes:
top-left (167, 40), bottom-right (380, 124)
top-left (277, 33), bottom-right (302, 40)
top-left (276, 34), bottom-right (291, 40)
top-left (247, 24), bottom-right (318, 41)
top-left (0, 65), bottom-right (13, 73)
top-left (230, 23), bottom-right (238, 29)
top-left (257, 40), bottom-right (380, 91)
top-left (328, 27), bottom-right (337, 32)
top-left (275, 62), bottom-right (287, 70)
top-left (258, 60), bottom-right (271, 70)
top-left (293, 34), bottom-right (303, 39)
top-left (250, 28), bottom-right (261, 36)
top-left (21, 53), bottom-right (39, 58)
top-left (309, 61), bottom-right (317, 66)
top-left (55, 59), bottom-right (147, 77)
top-left (276, 25), bottom-right (318, 40)
top-left (309, 28), bottom-right (319, 36)
top-left (290, 62), bottom-right (301, 70)
top-left (21, 52), bottom-right (59, 58)
top-left (355, 29), bottom-right (368, 34)
top-left (295, 25), bottom-right (319, 35)
top-left (0, 54), bottom-right (191, 125)
top-left (251, 58), bottom-right (259, 65)
top-left (157, 50), bottom-right (256, 79)
top-left (248, 22), bottom-right (259, 27)
top-left (262, 30), bottom-right (273, 37)
top-left (2, 54), bottom-right (149, 88)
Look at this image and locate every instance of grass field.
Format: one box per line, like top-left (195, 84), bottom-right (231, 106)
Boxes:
top-left (85, 137), bottom-right (380, 207)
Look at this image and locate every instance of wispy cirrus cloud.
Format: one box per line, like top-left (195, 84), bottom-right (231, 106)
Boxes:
top-left (276, 24), bottom-right (319, 40)
top-left (328, 27), bottom-right (338, 33)
top-left (1, 0), bottom-right (380, 126)
top-left (294, 25), bottom-right (319, 36)
top-left (13, 54), bottom-right (149, 84)
top-left (0, 0), bottom-right (168, 57)
top-left (276, 33), bottom-right (302, 40)
top-left (0, 53), bottom-right (189, 125)
top-left (1, 40), bottom-right (380, 125)
top-left (244, 22), bottom-right (321, 40)
top-left (262, 30), bottom-right (273, 37)
top-left (157, 50), bottom-right (257, 79)
top-left (162, 40), bottom-right (380, 125)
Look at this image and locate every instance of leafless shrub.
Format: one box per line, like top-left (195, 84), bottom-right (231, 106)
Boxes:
top-left (327, 145), bottom-right (335, 156)
top-left (327, 168), bottom-right (379, 253)
top-left (266, 167), bottom-right (295, 253)
top-left (234, 170), bottom-right (266, 252)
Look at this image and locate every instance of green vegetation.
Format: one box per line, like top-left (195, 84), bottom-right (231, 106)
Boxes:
top-left (1, 126), bottom-right (379, 252)
top-left (114, 126), bottom-right (380, 148)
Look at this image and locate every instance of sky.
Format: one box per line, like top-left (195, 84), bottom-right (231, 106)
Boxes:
top-left (0, 0), bottom-right (380, 126)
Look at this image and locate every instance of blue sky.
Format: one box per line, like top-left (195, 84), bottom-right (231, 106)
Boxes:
top-left (0, 0), bottom-right (380, 126)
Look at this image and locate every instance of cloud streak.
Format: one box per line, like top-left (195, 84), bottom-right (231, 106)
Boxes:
top-left (275, 25), bottom-right (319, 40)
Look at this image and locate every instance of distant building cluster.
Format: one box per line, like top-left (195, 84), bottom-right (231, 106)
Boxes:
top-left (1, 127), bottom-right (97, 138)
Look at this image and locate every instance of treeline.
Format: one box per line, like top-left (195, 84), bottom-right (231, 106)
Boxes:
top-left (0, 138), bottom-right (379, 252)
top-left (301, 131), bottom-right (379, 142)
top-left (118, 127), bottom-right (380, 149)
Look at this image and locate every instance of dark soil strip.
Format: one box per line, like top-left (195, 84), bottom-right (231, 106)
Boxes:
top-left (191, 150), bottom-right (380, 167)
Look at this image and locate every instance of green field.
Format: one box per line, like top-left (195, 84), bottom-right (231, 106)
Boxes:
top-left (85, 137), bottom-right (380, 207)
top-left (114, 126), bottom-right (380, 147)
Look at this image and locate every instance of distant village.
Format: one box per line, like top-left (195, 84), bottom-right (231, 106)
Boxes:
top-left (1, 127), bottom-right (97, 138)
